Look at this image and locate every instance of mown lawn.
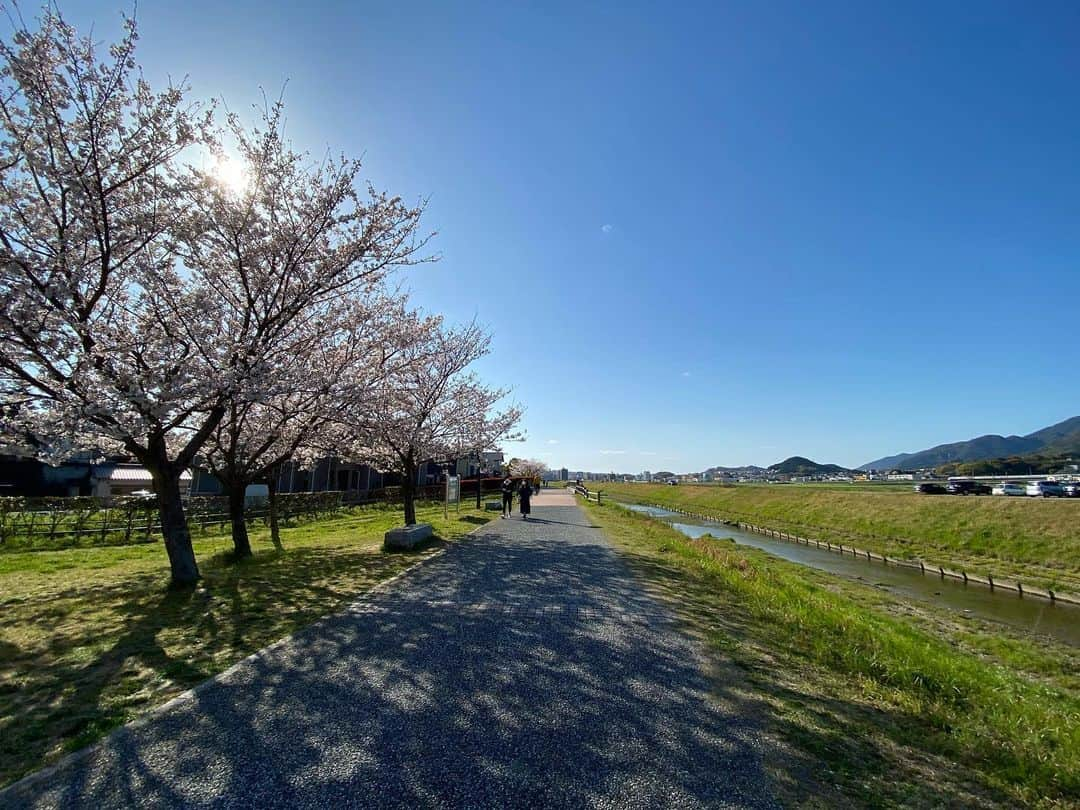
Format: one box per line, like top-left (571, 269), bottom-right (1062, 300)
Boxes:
top-left (0, 502), bottom-right (491, 788)
top-left (583, 498), bottom-right (1080, 809)
top-left (591, 482), bottom-right (1080, 592)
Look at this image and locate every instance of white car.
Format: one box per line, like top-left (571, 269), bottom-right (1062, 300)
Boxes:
top-left (1026, 481), bottom-right (1065, 497)
top-left (991, 482), bottom-right (1026, 496)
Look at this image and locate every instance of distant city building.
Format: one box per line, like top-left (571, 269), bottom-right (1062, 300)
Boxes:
top-left (559, 468), bottom-right (569, 481)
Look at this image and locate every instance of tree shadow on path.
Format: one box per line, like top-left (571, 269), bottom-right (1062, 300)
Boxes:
top-left (5, 506), bottom-right (779, 808)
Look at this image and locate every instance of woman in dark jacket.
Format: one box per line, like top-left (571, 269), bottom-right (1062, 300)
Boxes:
top-left (519, 479), bottom-right (533, 520)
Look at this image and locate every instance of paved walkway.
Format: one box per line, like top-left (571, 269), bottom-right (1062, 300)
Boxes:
top-left (3, 500), bottom-right (777, 809)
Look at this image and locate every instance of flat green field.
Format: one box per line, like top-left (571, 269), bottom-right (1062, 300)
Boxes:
top-left (589, 482), bottom-right (1080, 592)
top-left (584, 498), bottom-right (1080, 808)
top-left (0, 502), bottom-right (491, 788)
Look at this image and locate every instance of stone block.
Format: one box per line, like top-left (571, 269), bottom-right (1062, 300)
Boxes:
top-left (383, 523), bottom-right (433, 551)
top-left (484, 500), bottom-right (503, 511)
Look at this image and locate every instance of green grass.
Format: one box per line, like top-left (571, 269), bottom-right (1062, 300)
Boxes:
top-left (591, 482), bottom-right (1080, 592)
top-left (583, 499), bottom-right (1080, 808)
top-left (0, 502), bottom-right (490, 789)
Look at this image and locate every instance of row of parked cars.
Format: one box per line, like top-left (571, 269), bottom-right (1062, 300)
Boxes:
top-left (915, 480), bottom-right (1080, 497)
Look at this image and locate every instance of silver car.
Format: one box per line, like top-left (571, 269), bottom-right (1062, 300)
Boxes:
top-left (1026, 481), bottom-right (1065, 497)
top-left (992, 482), bottom-right (1026, 496)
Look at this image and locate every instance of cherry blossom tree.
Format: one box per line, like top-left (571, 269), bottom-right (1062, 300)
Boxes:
top-left (510, 458), bottom-right (548, 482)
top-left (0, 9), bottom-right (217, 585)
top-left (0, 10), bottom-right (431, 585)
top-left (360, 319), bottom-right (522, 527)
top-left (173, 97), bottom-right (435, 560)
top-left (202, 292), bottom-right (412, 556)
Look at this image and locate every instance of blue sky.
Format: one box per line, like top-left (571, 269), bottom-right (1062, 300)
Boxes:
top-left (57, 1), bottom-right (1080, 471)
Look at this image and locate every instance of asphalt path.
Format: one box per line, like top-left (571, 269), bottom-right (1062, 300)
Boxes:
top-left (2, 496), bottom-right (778, 809)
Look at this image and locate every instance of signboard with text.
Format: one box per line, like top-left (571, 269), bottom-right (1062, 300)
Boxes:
top-left (445, 475), bottom-right (460, 516)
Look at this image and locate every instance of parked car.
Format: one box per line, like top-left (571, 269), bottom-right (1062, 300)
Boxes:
top-left (946, 480), bottom-right (992, 496)
top-left (1063, 482), bottom-right (1080, 498)
top-left (914, 483), bottom-right (946, 494)
top-left (1026, 481), bottom-right (1065, 497)
top-left (991, 482), bottom-right (1026, 496)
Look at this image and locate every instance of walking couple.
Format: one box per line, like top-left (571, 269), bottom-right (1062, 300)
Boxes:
top-left (501, 476), bottom-right (533, 520)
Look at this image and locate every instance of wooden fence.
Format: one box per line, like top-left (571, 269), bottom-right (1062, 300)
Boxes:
top-left (0, 492), bottom-right (344, 550)
top-left (572, 485), bottom-right (604, 504)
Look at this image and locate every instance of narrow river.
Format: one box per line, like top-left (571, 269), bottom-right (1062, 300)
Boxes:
top-left (621, 503), bottom-right (1080, 647)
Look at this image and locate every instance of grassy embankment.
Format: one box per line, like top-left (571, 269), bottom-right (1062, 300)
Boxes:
top-left (590, 482), bottom-right (1080, 593)
top-left (0, 502), bottom-right (490, 788)
top-left (582, 497), bottom-right (1079, 808)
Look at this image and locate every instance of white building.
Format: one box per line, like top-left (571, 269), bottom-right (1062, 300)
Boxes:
top-left (92, 465), bottom-right (193, 498)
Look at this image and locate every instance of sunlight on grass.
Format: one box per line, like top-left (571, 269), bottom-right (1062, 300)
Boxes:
top-left (584, 499), bottom-right (1079, 808)
top-left (0, 502), bottom-right (490, 788)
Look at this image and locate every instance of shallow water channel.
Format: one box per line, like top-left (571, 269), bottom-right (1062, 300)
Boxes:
top-left (621, 503), bottom-right (1080, 647)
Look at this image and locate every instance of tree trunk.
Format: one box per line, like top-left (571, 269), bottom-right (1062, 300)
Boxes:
top-left (402, 457), bottom-right (417, 526)
top-left (227, 482), bottom-right (252, 558)
top-left (152, 470), bottom-right (200, 587)
top-left (267, 469), bottom-right (283, 552)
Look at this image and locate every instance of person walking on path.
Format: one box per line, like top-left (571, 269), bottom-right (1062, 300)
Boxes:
top-left (500, 476), bottom-right (514, 518)
top-left (519, 479), bottom-right (533, 520)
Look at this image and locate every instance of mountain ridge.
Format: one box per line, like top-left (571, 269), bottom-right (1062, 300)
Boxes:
top-left (860, 415), bottom-right (1080, 471)
top-left (769, 456), bottom-right (851, 476)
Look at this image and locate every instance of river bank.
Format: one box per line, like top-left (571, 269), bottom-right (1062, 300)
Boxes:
top-left (585, 482), bottom-right (1080, 593)
top-left (580, 497), bottom-right (1080, 808)
top-left (622, 503), bottom-right (1080, 646)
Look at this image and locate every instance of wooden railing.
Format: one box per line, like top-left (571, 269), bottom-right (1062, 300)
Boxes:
top-left (572, 485), bottom-right (603, 504)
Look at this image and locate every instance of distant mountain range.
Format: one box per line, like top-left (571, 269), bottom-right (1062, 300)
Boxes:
top-left (768, 456), bottom-right (851, 476)
top-left (860, 415), bottom-right (1080, 471)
